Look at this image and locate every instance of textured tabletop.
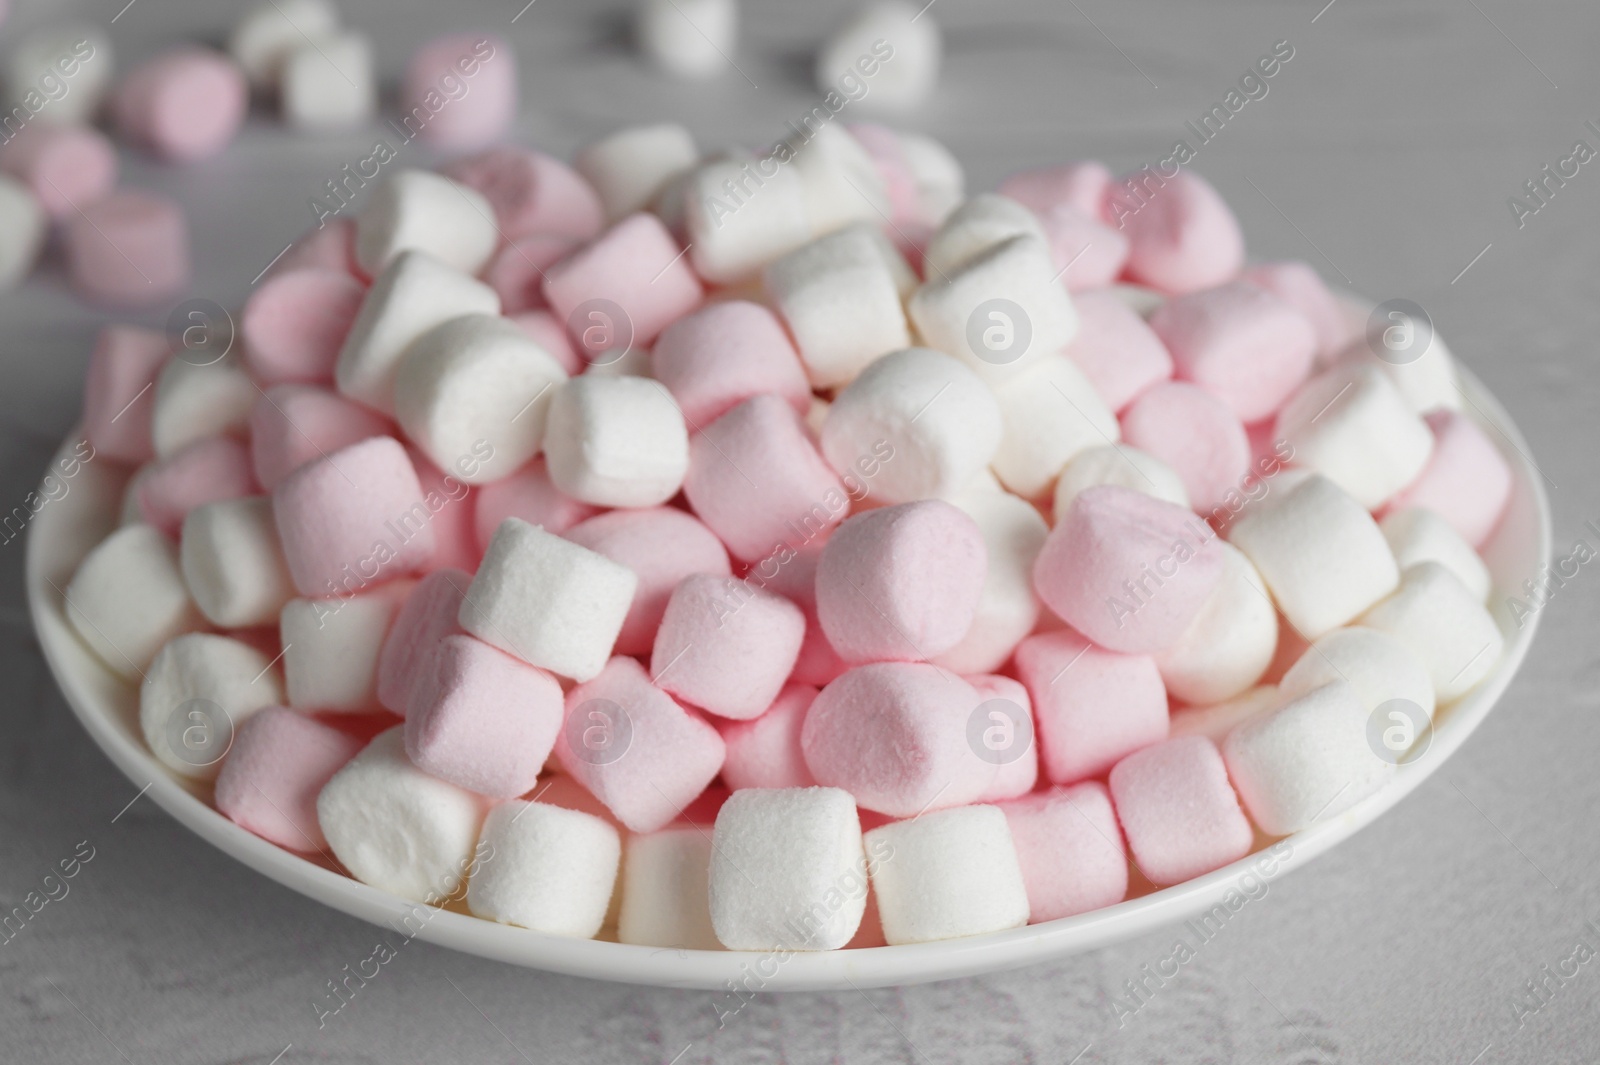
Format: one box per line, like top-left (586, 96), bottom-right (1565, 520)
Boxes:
top-left (3, 0), bottom-right (1599, 1062)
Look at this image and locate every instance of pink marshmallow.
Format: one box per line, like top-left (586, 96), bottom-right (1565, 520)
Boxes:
top-left (1150, 281), bottom-right (1317, 423)
top-left (241, 269), bottom-right (367, 386)
top-left (1242, 261), bottom-right (1352, 363)
top-left (248, 385), bottom-right (392, 491)
top-left (968, 673), bottom-right (1038, 802)
top-left (65, 191), bottom-right (190, 307)
top-left (402, 35), bottom-right (517, 153)
top-left (1120, 381), bottom-right (1251, 514)
top-left (999, 782), bottom-right (1129, 922)
top-left (473, 458), bottom-right (598, 550)
top-left (1037, 205), bottom-right (1130, 291)
top-left (751, 542), bottom-right (849, 687)
top-left (1015, 630), bottom-right (1169, 784)
top-left (816, 500), bottom-right (987, 664)
top-left (683, 394), bottom-right (848, 562)
top-left (272, 436), bottom-right (436, 597)
top-left (1386, 410), bottom-right (1512, 547)
top-left (407, 448), bottom-right (481, 574)
top-left (998, 161), bottom-right (1113, 220)
top-left (651, 574), bottom-right (806, 719)
top-left (483, 234), bottom-right (581, 314)
top-left (1063, 290), bottom-right (1174, 412)
top-left (441, 146), bottom-right (602, 241)
top-left (215, 706), bottom-right (362, 853)
top-left (556, 656), bottom-right (725, 833)
top-left (507, 310), bottom-right (582, 376)
top-left (0, 126), bottom-right (117, 218)
top-left (652, 300), bottom-right (812, 426)
top-left (1113, 170), bottom-right (1244, 295)
top-left (1033, 486), bottom-right (1223, 655)
top-left (716, 682), bottom-right (819, 791)
top-left (375, 568), bottom-right (470, 716)
top-left (81, 325), bottom-right (168, 464)
top-left (542, 212), bottom-right (703, 349)
top-left (137, 435), bottom-right (257, 537)
top-left (565, 507), bottom-right (732, 657)
top-left (115, 47), bottom-right (247, 162)
top-left (272, 219), bottom-right (363, 281)
top-left (404, 634), bottom-right (564, 797)
top-left (1108, 735), bottom-right (1252, 885)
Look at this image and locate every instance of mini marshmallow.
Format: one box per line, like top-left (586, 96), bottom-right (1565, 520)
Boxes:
top-left (473, 460), bottom-right (597, 549)
top-left (282, 32), bottom-right (376, 130)
top-left (1014, 630), bottom-right (1169, 784)
top-left (248, 385), bottom-right (391, 492)
top-left (617, 828), bottom-right (721, 949)
top-left (817, 501), bottom-right (986, 664)
top-left (509, 310), bottom-right (581, 374)
top-left (683, 155), bottom-right (813, 285)
top-left (1052, 444), bottom-right (1189, 523)
top-left (115, 47), bottom-right (247, 162)
top-left (1035, 205), bottom-right (1130, 291)
top-left (317, 727), bottom-right (487, 903)
top-left (376, 569), bottom-right (469, 715)
top-left (6, 24), bottom-right (112, 127)
top-left (1346, 327), bottom-right (1462, 417)
top-left (1113, 170), bottom-right (1244, 294)
top-left (480, 235), bottom-right (575, 315)
top-left (1120, 381), bottom-right (1250, 515)
top-left (821, 347), bottom-right (1001, 502)
top-left (0, 126), bottom-right (117, 219)
top-left (998, 161), bottom-right (1111, 220)
top-left (576, 123), bottom-right (698, 222)
top-left (1224, 680), bottom-right (1393, 835)
top-left (273, 219), bottom-right (361, 280)
top-left (141, 633), bottom-right (285, 781)
top-left (717, 683), bottom-right (819, 791)
top-left (786, 124), bottom-right (898, 248)
top-left (394, 314), bottom-right (567, 485)
top-left (65, 524), bottom-right (202, 678)
top-left (242, 269), bottom-right (367, 386)
top-left (1279, 625), bottom-right (1435, 721)
top-left (865, 806), bottom-right (1030, 945)
top-left (932, 489), bottom-right (1047, 675)
top-left (1387, 410), bottom-right (1512, 548)
top-left (652, 575), bottom-right (806, 719)
top-left (1109, 735), bottom-right (1253, 885)
top-left (965, 673), bottom-right (1037, 802)
top-left (637, 0), bottom-right (737, 80)
top-left (1274, 363), bottom-right (1434, 509)
top-left (65, 191), bottom-right (190, 307)
top-left (150, 357), bottom-right (253, 459)
top-left (801, 663), bottom-right (993, 817)
top-left (989, 353), bottom-right (1121, 499)
top-left (405, 634), bottom-right (564, 797)
top-left (1034, 485), bottom-right (1223, 654)
top-left (0, 174), bottom-right (42, 289)
top-left (1168, 685), bottom-right (1281, 742)
top-left (1360, 561), bottom-right (1503, 704)
top-left (817, 1), bottom-right (939, 111)
top-left (180, 497), bottom-right (297, 628)
top-left (1242, 261), bottom-right (1351, 364)
top-left (335, 251), bottom-right (501, 415)
top-left (543, 212), bottom-right (703, 349)
top-left (1000, 782), bottom-right (1128, 922)
top-left (215, 706), bottom-right (361, 852)
top-left (1062, 290), bottom-right (1174, 413)
top-left (228, 0), bottom-right (340, 87)
top-left (403, 448), bottom-right (481, 572)
top-left (542, 376), bottom-right (689, 508)
top-left (81, 326), bottom-right (168, 464)
top-left (137, 435), bottom-right (257, 537)
top-left (354, 170), bottom-right (498, 278)
top-left (896, 130), bottom-right (965, 225)
top-left (754, 543), bottom-right (850, 688)
top-left (1380, 507), bottom-right (1491, 602)
top-left (556, 656), bottom-right (725, 832)
top-left (442, 147), bottom-right (603, 243)
top-left (921, 194), bottom-right (1046, 279)
top-left (1228, 474), bottom-right (1400, 640)
top-left (460, 519), bottom-right (637, 682)
top-left (1154, 542), bottom-right (1278, 706)
top-left (652, 300), bottom-right (811, 426)
top-left (282, 586), bottom-right (407, 712)
top-left (764, 230), bottom-right (906, 393)
top-left (402, 34), bottom-right (515, 152)
top-left (467, 801), bottom-right (620, 937)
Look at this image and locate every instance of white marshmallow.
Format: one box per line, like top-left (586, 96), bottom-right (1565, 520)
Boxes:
top-left (281, 586), bottom-right (407, 712)
top-left (467, 801), bottom-right (621, 938)
top-left (1168, 685), bottom-right (1280, 743)
top-left (783, 124), bottom-right (891, 237)
top-left (821, 347), bottom-right (1001, 503)
top-left (1341, 327), bottom-right (1461, 415)
top-left (65, 524), bottom-right (202, 679)
top-left (1274, 363), bottom-right (1434, 509)
top-left (542, 376), bottom-right (688, 508)
top-left (989, 354), bottom-right (1119, 499)
top-left (617, 827), bottom-right (722, 950)
top-left (1223, 679), bottom-right (1393, 835)
top-left (1380, 507), bottom-right (1491, 603)
top-left (684, 155), bottom-right (812, 284)
top-left (932, 489), bottom-right (1048, 674)
top-left (865, 805), bottom-right (1030, 946)
top-left (575, 123), bottom-right (699, 222)
top-left (282, 32), bottom-right (377, 130)
top-left (1227, 474), bottom-right (1400, 640)
top-left (6, 23), bottom-right (113, 126)
top-left (896, 131), bottom-right (963, 226)
top-left (179, 497), bottom-right (297, 628)
top-left (1359, 561), bottom-right (1503, 704)
top-left (335, 250), bottom-right (501, 415)
top-left (140, 633), bottom-right (285, 781)
top-left (317, 727), bottom-right (487, 903)
top-left (909, 235), bottom-right (1079, 385)
top-left (354, 170), bottom-right (499, 278)
top-left (816, 1), bottom-right (940, 111)
top-left (394, 313), bottom-right (568, 485)
top-left (1155, 541), bottom-right (1278, 705)
top-left (150, 357), bottom-right (254, 459)
top-left (765, 224), bottom-right (912, 389)
top-left (228, 0), bottom-right (340, 88)
top-left (636, 0), bottom-right (737, 80)
top-left (1052, 444), bottom-right (1189, 523)
top-left (708, 787), bottom-right (867, 951)
top-left (1279, 625), bottom-right (1436, 720)
top-left (922, 194), bottom-right (1047, 279)
top-left (0, 175), bottom-right (45, 289)
top-left (459, 518), bottom-right (638, 682)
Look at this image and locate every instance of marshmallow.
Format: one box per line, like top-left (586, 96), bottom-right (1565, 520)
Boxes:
top-left (921, 194), bottom-right (1046, 279)
top-left (785, 123), bottom-right (894, 237)
top-left (542, 376), bottom-right (689, 508)
top-left (1000, 782), bottom-right (1127, 922)
top-left (543, 212), bottom-right (703, 352)
top-left (652, 300), bottom-right (811, 427)
top-left (465, 801), bottom-right (620, 937)
top-left (138, 435), bottom-right (257, 537)
top-left (393, 314), bottom-right (567, 485)
top-left (354, 170), bottom-right (498, 278)
top-left (248, 385), bottom-right (391, 492)
top-left (821, 347), bottom-right (1001, 502)
top-left (273, 218), bottom-right (361, 281)
top-left (335, 251), bottom-right (501, 415)
top-left (989, 353), bottom-right (1121, 499)
top-left (1052, 444), bottom-right (1189, 522)
top-left (1061, 290), bottom-right (1174, 413)
top-left (6, 23), bottom-right (112, 127)
top-left (1228, 474), bottom-right (1400, 640)
top-left (817, 1), bottom-right (939, 111)
top-left (215, 706), bottom-right (361, 852)
top-left (228, 0), bottom-right (340, 87)
top-left (753, 544), bottom-right (850, 688)
top-left (1274, 363), bottom-right (1434, 509)
top-left (401, 34), bottom-right (515, 152)
top-left (576, 123), bottom-right (699, 222)
top-left (999, 161), bottom-right (1111, 220)
top-left (141, 633), bottom-right (285, 781)
top-left (1279, 625), bottom-right (1435, 722)
top-left (461, 519), bottom-right (637, 682)
top-left (0, 126), bottom-right (117, 219)
top-left (1120, 381), bottom-right (1250, 515)
top-left (81, 326), bottom-right (168, 464)
top-left (1242, 261), bottom-right (1352, 364)
top-left (1380, 507), bottom-right (1491, 602)
top-left (317, 727), bottom-right (487, 903)
top-left (65, 190), bottom-right (190, 307)
top-left (1113, 170), bottom-right (1244, 294)
top-left (405, 635), bottom-right (564, 797)
top-left (1169, 684), bottom-right (1280, 743)
top-left (508, 310), bottom-right (581, 374)
top-left (150, 356), bottom-right (253, 460)
top-left (281, 587), bottom-right (407, 713)
top-left (376, 569), bottom-right (469, 715)
top-left (1034, 485), bottom-right (1223, 654)
top-left (473, 460), bottom-right (597, 549)
top-left (1387, 410), bottom-right (1512, 548)
top-left (932, 489), bottom-right (1047, 675)
top-left (1035, 205), bottom-right (1130, 291)
top-left (965, 673), bottom-right (1038, 802)
top-left (115, 47), bottom-right (247, 163)
top-left (1154, 542), bottom-right (1278, 705)
top-left (1359, 561), bottom-right (1503, 704)
top-left (652, 575), bottom-right (806, 720)
top-left (683, 155), bottom-right (813, 285)
top-left (479, 235), bottom-right (574, 316)
top-left (1350, 327), bottom-right (1462, 417)
top-left (896, 130), bottom-right (965, 225)
top-left (1109, 736), bottom-right (1253, 885)
top-left (64, 524), bottom-right (202, 678)
top-left (442, 147), bottom-right (604, 243)
top-left (865, 806), bottom-right (1030, 945)
top-left (0, 173), bottom-right (41, 289)
top-left (242, 269), bottom-right (367, 387)
top-left (717, 683), bottom-right (819, 791)
top-left (180, 497), bottom-right (297, 628)
top-left (636, 0), bottom-right (737, 80)
top-left (405, 448), bottom-right (481, 572)
top-left (1223, 680), bottom-right (1393, 835)
top-left (817, 501), bottom-right (986, 664)
top-left (617, 827), bottom-right (721, 949)
top-left (282, 32), bottom-right (376, 130)
top-left (556, 656), bottom-right (725, 832)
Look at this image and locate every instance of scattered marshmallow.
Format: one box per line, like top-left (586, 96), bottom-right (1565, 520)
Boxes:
top-left (65, 190), bottom-right (190, 307)
top-left (354, 169), bottom-right (499, 278)
top-left (115, 47), bottom-right (247, 163)
top-left (683, 155), bottom-right (812, 285)
top-left (617, 827), bottom-right (721, 949)
top-left (180, 497), bottom-right (297, 628)
top-left (1154, 542), bottom-right (1278, 706)
top-left (215, 706), bottom-right (361, 852)
top-left (636, 0), bottom-right (737, 80)
top-left (6, 23), bottom-right (112, 127)
top-left (281, 585), bottom-right (407, 713)
top-left (1274, 362), bottom-right (1434, 509)
top-left (717, 683), bottom-right (819, 791)
top-left (64, 523), bottom-right (202, 679)
top-left (865, 806), bottom-right (1030, 945)
top-left (282, 32), bottom-right (377, 130)
top-left (1387, 409), bottom-right (1512, 548)
top-left (140, 633), bottom-right (285, 781)
top-left (651, 575), bottom-right (805, 720)
top-left (150, 356), bottom-right (254, 460)
top-left (652, 300), bottom-right (811, 426)
top-left (1359, 561), bottom-right (1503, 704)
top-left (242, 269), bottom-right (367, 387)
top-left (81, 326), bottom-right (168, 464)
top-left (817, 1), bottom-right (940, 111)
top-left (544, 212), bottom-right (703, 350)
top-left (1380, 507), bottom-right (1491, 603)
top-left (1000, 782), bottom-right (1128, 922)
top-left (1109, 736), bottom-right (1253, 885)
top-left (542, 376), bottom-right (689, 508)
top-left (989, 352), bottom-right (1120, 499)
top-left (137, 435), bottom-right (257, 537)
top-left (0, 126), bottom-right (117, 219)
top-left (1052, 444), bottom-right (1188, 523)
top-left (402, 34), bottom-right (515, 152)
top-left (228, 0), bottom-right (340, 88)
top-left (576, 123), bottom-right (699, 222)
top-left (442, 147), bottom-right (604, 242)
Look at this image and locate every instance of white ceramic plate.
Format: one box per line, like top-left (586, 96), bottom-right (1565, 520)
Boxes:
top-left (28, 334), bottom-right (1549, 992)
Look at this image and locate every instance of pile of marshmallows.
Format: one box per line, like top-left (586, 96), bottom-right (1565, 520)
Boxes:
top-left (60, 115), bottom-right (1512, 951)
